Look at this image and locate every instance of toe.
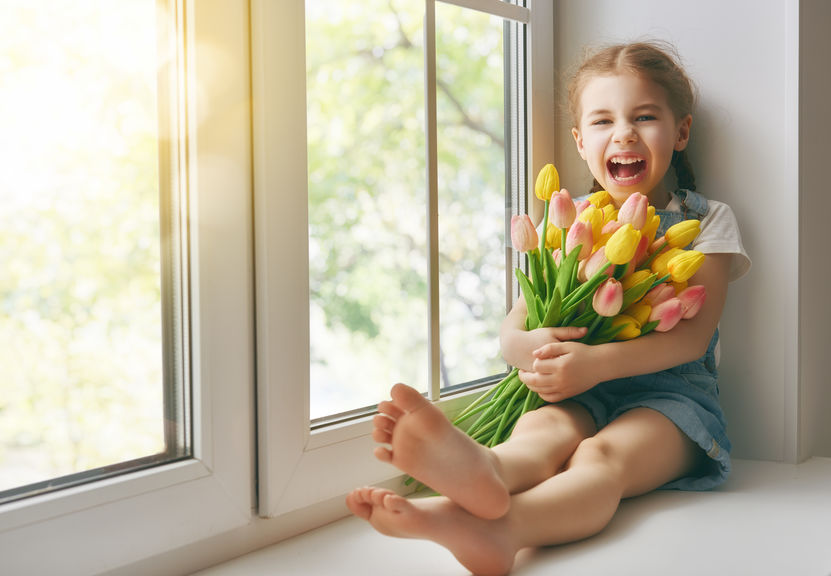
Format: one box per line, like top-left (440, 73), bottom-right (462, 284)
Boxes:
top-left (372, 428), bottom-right (392, 444)
top-left (373, 446), bottom-right (393, 462)
top-left (377, 400), bottom-right (404, 420)
top-left (390, 383), bottom-right (429, 413)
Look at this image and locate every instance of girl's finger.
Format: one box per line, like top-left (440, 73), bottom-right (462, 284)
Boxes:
top-left (548, 326), bottom-right (588, 341)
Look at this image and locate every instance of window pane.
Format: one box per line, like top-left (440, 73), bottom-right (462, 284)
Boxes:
top-left (0, 0), bottom-right (187, 501)
top-left (306, 1), bottom-right (428, 420)
top-left (435, 3), bottom-right (509, 388)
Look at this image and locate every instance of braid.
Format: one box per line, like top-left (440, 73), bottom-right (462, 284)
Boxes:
top-left (589, 178), bottom-right (604, 194)
top-left (672, 150), bottom-right (697, 191)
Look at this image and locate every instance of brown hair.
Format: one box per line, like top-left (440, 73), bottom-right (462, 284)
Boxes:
top-left (568, 41), bottom-right (697, 192)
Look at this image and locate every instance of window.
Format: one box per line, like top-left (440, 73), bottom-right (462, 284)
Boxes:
top-left (0, 2), bottom-right (254, 573)
top-left (0, 1), bottom-right (554, 571)
top-left (305, 1), bottom-right (518, 422)
top-left (255, 0), bottom-right (554, 517)
top-left (0, 0), bottom-right (189, 505)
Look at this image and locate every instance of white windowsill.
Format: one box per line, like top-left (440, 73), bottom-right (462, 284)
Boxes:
top-left (194, 458), bottom-right (831, 576)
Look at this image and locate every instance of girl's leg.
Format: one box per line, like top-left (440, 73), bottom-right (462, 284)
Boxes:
top-left (369, 383), bottom-right (594, 519)
top-left (491, 398), bottom-right (596, 493)
top-left (348, 406), bottom-right (702, 576)
top-left (505, 406), bottom-right (704, 547)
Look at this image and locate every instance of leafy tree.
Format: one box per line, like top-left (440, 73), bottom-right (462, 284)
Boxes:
top-left (306, 0), bottom-right (510, 417)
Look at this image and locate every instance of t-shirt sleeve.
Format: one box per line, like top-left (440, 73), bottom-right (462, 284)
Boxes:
top-left (694, 200), bottom-right (751, 282)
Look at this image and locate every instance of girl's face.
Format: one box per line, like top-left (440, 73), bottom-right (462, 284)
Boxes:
top-left (571, 73), bottom-right (691, 208)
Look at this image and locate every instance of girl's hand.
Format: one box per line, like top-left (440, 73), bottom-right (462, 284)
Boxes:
top-left (518, 340), bottom-right (600, 403)
top-left (506, 325), bottom-right (587, 372)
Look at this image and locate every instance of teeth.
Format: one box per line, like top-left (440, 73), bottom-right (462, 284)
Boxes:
top-left (610, 157), bottom-right (642, 165)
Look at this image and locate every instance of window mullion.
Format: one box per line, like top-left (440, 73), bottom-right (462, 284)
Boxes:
top-left (424, 0), bottom-right (441, 402)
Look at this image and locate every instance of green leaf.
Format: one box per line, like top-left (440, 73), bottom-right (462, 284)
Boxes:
top-left (621, 273), bottom-right (658, 310)
top-left (558, 246), bottom-right (582, 300)
top-left (640, 319), bottom-right (660, 335)
top-left (543, 248), bottom-right (558, 301)
top-left (541, 289), bottom-right (562, 327)
top-left (515, 268), bottom-right (541, 328)
top-left (529, 251), bottom-right (546, 300)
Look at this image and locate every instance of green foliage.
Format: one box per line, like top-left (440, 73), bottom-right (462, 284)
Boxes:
top-left (0, 1), bottom-right (166, 491)
top-left (306, 1), bottom-right (511, 417)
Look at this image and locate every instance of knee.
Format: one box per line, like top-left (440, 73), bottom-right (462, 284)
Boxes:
top-left (568, 436), bottom-right (623, 479)
top-left (512, 404), bottom-right (592, 444)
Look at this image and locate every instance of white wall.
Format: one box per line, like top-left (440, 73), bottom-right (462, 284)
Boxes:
top-left (551, 0), bottom-right (803, 462)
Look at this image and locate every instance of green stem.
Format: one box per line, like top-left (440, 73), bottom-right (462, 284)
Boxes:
top-left (639, 240), bottom-right (667, 271)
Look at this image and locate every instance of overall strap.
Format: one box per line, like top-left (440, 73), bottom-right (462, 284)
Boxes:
top-left (672, 188), bottom-right (709, 220)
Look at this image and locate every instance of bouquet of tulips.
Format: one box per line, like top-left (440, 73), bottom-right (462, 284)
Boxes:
top-left (453, 163), bottom-right (708, 447)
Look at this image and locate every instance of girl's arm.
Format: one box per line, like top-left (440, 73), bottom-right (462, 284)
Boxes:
top-left (499, 297), bottom-right (587, 372)
top-left (514, 253), bottom-right (732, 403)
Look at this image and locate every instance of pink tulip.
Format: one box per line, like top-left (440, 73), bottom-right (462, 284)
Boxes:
top-left (579, 246), bottom-right (612, 282)
top-left (617, 192), bottom-right (649, 230)
top-left (649, 235), bottom-right (668, 255)
top-left (601, 219), bottom-right (622, 236)
top-left (643, 283), bottom-right (676, 307)
top-left (632, 234), bottom-right (650, 268)
top-left (565, 220), bottom-right (593, 260)
top-left (592, 278), bottom-right (623, 317)
top-left (550, 188), bottom-right (577, 229)
top-left (551, 248), bottom-right (562, 266)
top-left (574, 199), bottom-right (591, 215)
top-left (510, 214), bottom-right (538, 253)
top-left (649, 297), bottom-right (684, 332)
top-left (677, 285), bottom-right (707, 319)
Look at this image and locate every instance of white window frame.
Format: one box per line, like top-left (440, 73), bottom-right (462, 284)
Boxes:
top-left (0, 0), bottom-right (555, 570)
top-left (0, 1), bottom-right (256, 573)
top-left (254, 0), bottom-right (555, 517)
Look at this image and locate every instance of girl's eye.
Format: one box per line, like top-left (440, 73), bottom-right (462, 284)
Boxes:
top-left (636, 115), bottom-right (657, 122)
top-left (591, 119), bottom-right (611, 126)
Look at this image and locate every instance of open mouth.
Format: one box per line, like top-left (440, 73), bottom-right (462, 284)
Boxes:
top-left (607, 156), bottom-right (646, 184)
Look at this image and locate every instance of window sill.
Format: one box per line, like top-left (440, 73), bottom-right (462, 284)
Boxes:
top-left (192, 458), bottom-right (831, 576)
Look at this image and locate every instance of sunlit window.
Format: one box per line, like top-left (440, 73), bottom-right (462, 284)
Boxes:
top-left (306, 0), bottom-right (520, 421)
top-left (0, 0), bottom-right (187, 502)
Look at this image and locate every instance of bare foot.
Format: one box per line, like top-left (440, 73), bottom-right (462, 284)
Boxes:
top-left (372, 383), bottom-right (509, 519)
top-left (346, 487), bottom-right (516, 576)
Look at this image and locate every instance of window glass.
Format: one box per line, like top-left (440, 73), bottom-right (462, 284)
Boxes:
top-left (435, 2), bottom-right (508, 389)
top-left (0, 0), bottom-right (187, 502)
top-left (306, 0), bottom-right (429, 420)
top-left (306, 0), bottom-right (513, 421)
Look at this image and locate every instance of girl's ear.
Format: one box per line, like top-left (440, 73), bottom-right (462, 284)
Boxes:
top-left (572, 127), bottom-right (586, 160)
top-left (675, 114), bottom-right (692, 151)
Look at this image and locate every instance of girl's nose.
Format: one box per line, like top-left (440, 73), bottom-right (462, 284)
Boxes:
top-left (613, 123), bottom-right (638, 144)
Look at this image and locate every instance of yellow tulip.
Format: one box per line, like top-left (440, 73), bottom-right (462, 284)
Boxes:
top-left (624, 301), bottom-right (652, 326)
top-left (602, 204), bottom-right (618, 223)
top-left (641, 209), bottom-right (660, 244)
top-left (665, 219), bottom-right (701, 249)
top-left (621, 269), bottom-right (653, 291)
top-left (667, 250), bottom-right (706, 283)
top-left (605, 223), bottom-right (641, 265)
top-left (673, 280), bottom-right (688, 294)
top-left (544, 223), bottom-right (561, 250)
top-left (611, 314), bottom-right (641, 340)
top-left (651, 247), bottom-right (685, 277)
top-left (587, 189), bottom-right (612, 208)
top-left (577, 205), bottom-right (604, 244)
top-left (534, 163), bottom-right (560, 201)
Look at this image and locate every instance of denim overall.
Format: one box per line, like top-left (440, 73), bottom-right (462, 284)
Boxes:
top-left (572, 189), bottom-right (731, 491)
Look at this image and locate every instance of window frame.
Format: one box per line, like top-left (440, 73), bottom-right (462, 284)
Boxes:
top-left (254, 0), bottom-right (555, 518)
top-left (0, 0), bottom-right (555, 570)
top-left (0, 1), bottom-right (256, 573)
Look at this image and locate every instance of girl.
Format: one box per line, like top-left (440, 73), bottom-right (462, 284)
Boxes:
top-left (346, 41), bottom-right (750, 576)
